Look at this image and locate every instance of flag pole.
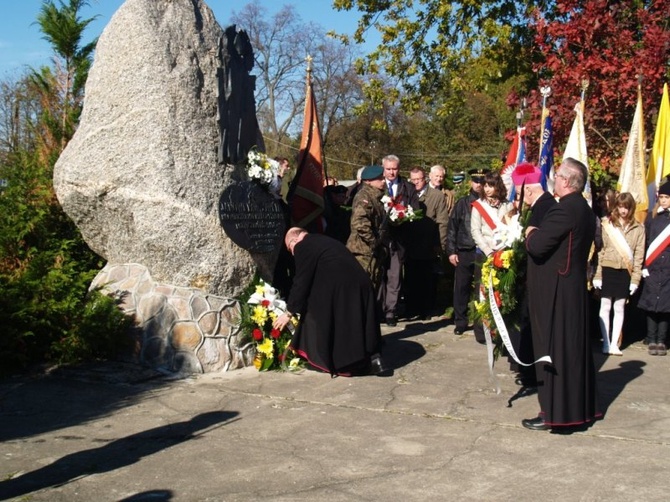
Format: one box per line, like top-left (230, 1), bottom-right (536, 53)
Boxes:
top-left (539, 86), bottom-right (551, 164)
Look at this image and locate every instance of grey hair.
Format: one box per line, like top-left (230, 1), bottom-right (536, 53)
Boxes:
top-left (382, 154), bottom-right (400, 165)
top-left (561, 157), bottom-right (588, 192)
top-left (430, 164), bottom-right (446, 175)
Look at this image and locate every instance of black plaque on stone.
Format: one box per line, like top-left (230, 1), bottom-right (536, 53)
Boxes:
top-left (219, 181), bottom-right (287, 254)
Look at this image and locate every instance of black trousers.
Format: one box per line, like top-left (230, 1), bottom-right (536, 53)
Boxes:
top-left (453, 249), bottom-right (484, 341)
top-left (404, 259), bottom-right (436, 318)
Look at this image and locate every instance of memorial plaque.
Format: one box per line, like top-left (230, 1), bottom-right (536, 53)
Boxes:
top-left (219, 181), bottom-right (287, 253)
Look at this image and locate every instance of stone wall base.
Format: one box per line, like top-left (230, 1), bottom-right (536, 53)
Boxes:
top-left (91, 263), bottom-right (254, 374)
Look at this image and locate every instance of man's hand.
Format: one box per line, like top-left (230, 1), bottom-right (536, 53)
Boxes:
top-left (272, 311), bottom-right (292, 331)
top-left (525, 226), bottom-right (538, 237)
top-left (449, 254), bottom-right (459, 266)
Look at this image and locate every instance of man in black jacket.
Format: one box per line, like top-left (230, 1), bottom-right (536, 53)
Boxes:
top-left (446, 169), bottom-right (486, 339)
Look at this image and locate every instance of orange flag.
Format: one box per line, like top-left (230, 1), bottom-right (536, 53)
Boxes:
top-left (288, 68), bottom-right (325, 232)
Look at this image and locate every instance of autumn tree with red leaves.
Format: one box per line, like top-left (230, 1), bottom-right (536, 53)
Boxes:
top-left (524, 0), bottom-right (670, 170)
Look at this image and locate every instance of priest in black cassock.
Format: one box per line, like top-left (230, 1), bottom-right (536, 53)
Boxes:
top-left (273, 227), bottom-right (387, 376)
top-left (522, 157), bottom-right (601, 431)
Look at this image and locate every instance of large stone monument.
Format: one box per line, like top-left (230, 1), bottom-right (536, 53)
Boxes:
top-left (53, 0), bottom-right (274, 373)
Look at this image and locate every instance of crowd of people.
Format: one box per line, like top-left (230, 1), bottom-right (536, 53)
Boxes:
top-left (271, 153), bottom-right (670, 432)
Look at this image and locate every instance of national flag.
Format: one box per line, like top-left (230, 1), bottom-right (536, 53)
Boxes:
top-left (539, 110), bottom-right (554, 193)
top-left (563, 99), bottom-right (592, 205)
top-left (647, 83), bottom-right (670, 209)
top-left (501, 126), bottom-right (527, 200)
top-left (617, 85), bottom-right (648, 221)
top-left (288, 71), bottom-right (325, 232)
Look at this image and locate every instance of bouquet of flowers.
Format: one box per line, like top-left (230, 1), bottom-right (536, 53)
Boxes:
top-left (247, 147), bottom-right (280, 187)
top-left (472, 210), bottom-right (528, 360)
top-left (381, 195), bottom-right (423, 225)
top-left (237, 278), bottom-right (302, 371)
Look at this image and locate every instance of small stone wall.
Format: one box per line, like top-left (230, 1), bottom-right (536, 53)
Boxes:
top-left (91, 263), bottom-right (254, 374)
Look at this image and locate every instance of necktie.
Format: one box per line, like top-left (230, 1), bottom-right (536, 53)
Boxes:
top-left (388, 182), bottom-right (394, 197)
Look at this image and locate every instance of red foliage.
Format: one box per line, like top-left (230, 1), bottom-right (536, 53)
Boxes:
top-left (511, 0), bottom-right (670, 171)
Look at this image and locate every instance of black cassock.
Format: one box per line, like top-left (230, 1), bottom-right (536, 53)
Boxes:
top-left (287, 234), bottom-right (382, 375)
top-left (526, 191), bottom-right (601, 426)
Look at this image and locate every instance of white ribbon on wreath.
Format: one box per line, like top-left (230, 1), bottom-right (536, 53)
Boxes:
top-left (483, 275), bottom-right (552, 394)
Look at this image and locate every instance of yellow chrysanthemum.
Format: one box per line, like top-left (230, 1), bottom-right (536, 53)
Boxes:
top-left (269, 311), bottom-right (278, 322)
top-left (501, 249), bottom-right (513, 268)
top-left (257, 338), bottom-right (274, 358)
top-left (255, 284), bottom-right (266, 295)
top-left (474, 301), bottom-right (487, 315)
top-left (251, 305), bottom-right (268, 326)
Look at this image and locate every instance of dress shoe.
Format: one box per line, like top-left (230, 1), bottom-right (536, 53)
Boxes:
top-left (385, 316), bottom-right (397, 327)
top-left (369, 357), bottom-right (392, 376)
top-left (454, 327), bottom-right (466, 335)
top-left (521, 416), bottom-right (550, 431)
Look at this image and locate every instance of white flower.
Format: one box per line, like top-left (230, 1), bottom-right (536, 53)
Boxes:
top-left (247, 280), bottom-right (287, 312)
top-left (247, 148), bottom-right (279, 187)
top-left (492, 215), bottom-right (524, 250)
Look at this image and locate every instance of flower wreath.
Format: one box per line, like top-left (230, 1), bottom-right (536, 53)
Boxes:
top-left (237, 277), bottom-right (302, 371)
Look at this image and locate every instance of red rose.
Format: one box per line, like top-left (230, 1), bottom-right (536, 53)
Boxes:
top-left (252, 328), bottom-right (263, 341)
top-left (492, 250), bottom-right (505, 268)
top-left (270, 328), bottom-right (281, 339)
top-left (261, 299), bottom-right (270, 307)
top-left (494, 290), bottom-right (502, 307)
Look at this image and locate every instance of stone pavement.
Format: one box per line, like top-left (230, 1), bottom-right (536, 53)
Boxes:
top-left (1, 319), bottom-right (669, 501)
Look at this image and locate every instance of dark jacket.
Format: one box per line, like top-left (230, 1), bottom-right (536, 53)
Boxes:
top-left (386, 176), bottom-right (420, 246)
top-left (638, 209), bottom-right (670, 313)
top-left (446, 189), bottom-right (479, 255)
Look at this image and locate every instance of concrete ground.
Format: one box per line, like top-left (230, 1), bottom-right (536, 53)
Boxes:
top-left (1, 319), bottom-right (668, 501)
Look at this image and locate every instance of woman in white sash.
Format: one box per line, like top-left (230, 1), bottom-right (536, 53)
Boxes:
top-left (469, 171), bottom-right (513, 345)
top-left (638, 183), bottom-right (670, 356)
top-left (592, 192), bottom-right (645, 355)
top-left (470, 171), bottom-right (514, 258)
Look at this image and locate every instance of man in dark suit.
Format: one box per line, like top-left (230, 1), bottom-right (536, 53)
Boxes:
top-left (522, 158), bottom-right (600, 431)
top-left (380, 154), bottom-right (420, 326)
top-left (404, 167), bottom-right (449, 320)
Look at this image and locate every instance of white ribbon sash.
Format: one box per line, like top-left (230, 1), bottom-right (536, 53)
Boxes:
top-left (603, 219), bottom-right (633, 272)
top-left (483, 275), bottom-right (552, 394)
top-left (645, 222), bottom-right (670, 267)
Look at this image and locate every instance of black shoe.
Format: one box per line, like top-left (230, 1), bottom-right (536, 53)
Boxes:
top-left (454, 327), bottom-right (466, 335)
top-left (515, 377), bottom-right (538, 388)
top-left (369, 357), bottom-right (392, 377)
top-left (385, 316), bottom-right (397, 327)
top-left (521, 416), bottom-right (550, 431)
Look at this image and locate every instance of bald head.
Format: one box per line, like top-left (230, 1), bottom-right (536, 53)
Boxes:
top-left (285, 227), bottom-right (308, 254)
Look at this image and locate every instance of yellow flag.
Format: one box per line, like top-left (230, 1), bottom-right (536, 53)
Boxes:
top-left (647, 83), bottom-right (670, 209)
top-left (617, 86), bottom-right (648, 221)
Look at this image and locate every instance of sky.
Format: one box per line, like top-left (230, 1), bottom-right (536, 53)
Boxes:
top-left (0, 0), bottom-right (371, 78)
